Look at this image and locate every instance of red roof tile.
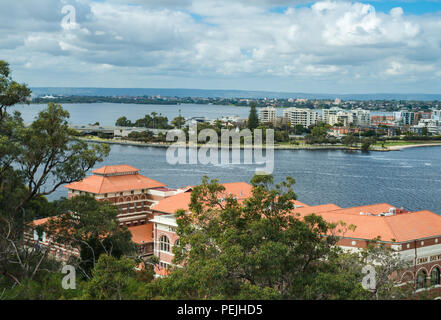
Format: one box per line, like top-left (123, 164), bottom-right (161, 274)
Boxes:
top-left (128, 224), bottom-right (153, 244)
top-left (64, 170), bottom-right (166, 194)
top-left (153, 182), bottom-right (254, 214)
top-left (92, 165), bottom-right (139, 175)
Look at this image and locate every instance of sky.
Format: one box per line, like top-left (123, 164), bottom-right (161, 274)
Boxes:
top-left (1, 0), bottom-right (441, 94)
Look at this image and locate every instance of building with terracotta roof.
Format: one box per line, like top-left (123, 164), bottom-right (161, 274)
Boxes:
top-left (64, 164), bottom-right (171, 226)
top-left (151, 195), bottom-right (441, 293)
top-left (150, 182), bottom-right (307, 272)
top-left (27, 165), bottom-right (441, 294)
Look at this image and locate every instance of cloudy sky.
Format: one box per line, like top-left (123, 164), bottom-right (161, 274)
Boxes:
top-left (1, 0), bottom-right (441, 93)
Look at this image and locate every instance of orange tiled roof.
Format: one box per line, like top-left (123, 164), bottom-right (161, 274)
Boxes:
top-left (291, 203), bottom-right (341, 217)
top-left (93, 165), bottom-right (139, 175)
top-left (32, 217), bottom-right (49, 226)
top-left (64, 169), bottom-right (166, 194)
top-left (128, 223), bottom-right (153, 244)
top-left (325, 203), bottom-right (398, 216)
top-left (290, 203), bottom-right (441, 243)
top-left (153, 182), bottom-right (254, 214)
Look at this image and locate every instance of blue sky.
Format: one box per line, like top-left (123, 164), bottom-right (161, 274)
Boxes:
top-left (1, 0), bottom-right (441, 93)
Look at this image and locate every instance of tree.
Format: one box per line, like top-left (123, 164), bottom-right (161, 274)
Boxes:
top-left (148, 174), bottom-right (348, 299)
top-left (45, 195), bottom-right (137, 278)
top-left (0, 60), bottom-right (31, 122)
top-left (0, 62), bottom-right (110, 288)
top-left (171, 115), bottom-right (186, 129)
top-left (2, 271), bottom-right (83, 300)
top-left (361, 137), bottom-right (375, 152)
top-left (115, 116), bottom-right (132, 127)
top-left (341, 134), bottom-right (358, 147)
top-left (15, 103), bottom-right (110, 211)
top-left (311, 124), bottom-right (328, 138)
top-left (81, 254), bottom-right (148, 300)
top-left (247, 103), bottom-right (259, 130)
top-left (146, 175), bottom-right (414, 300)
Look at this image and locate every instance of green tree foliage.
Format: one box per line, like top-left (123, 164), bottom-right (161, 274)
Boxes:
top-left (311, 124), bottom-right (329, 138)
top-left (45, 195), bottom-right (137, 278)
top-left (361, 137), bottom-right (376, 152)
top-left (171, 115), bottom-right (186, 129)
top-left (115, 116), bottom-right (132, 127)
top-left (341, 134), bottom-right (358, 147)
top-left (148, 175), bottom-right (348, 299)
top-left (0, 60), bottom-right (31, 122)
top-left (81, 254), bottom-right (148, 300)
top-left (247, 103), bottom-right (259, 130)
top-left (146, 175), bottom-right (414, 300)
top-left (0, 62), bottom-right (110, 289)
top-left (15, 103), bottom-right (110, 210)
top-left (2, 271), bottom-right (83, 300)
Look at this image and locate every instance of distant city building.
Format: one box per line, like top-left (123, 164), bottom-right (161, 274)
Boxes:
top-left (432, 110), bottom-right (441, 122)
top-left (322, 107), bottom-right (345, 125)
top-left (411, 119), bottom-right (441, 135)
top-left (328, 111), bottom-right (353, 126)
top-left (283, 107), bottom-right (319, 127)
top-left (351, 108), bottom-right (371, 127)
top-left (259, 107), bottom-right (277, 123)
top-left (395, 110), bottom-right (416, 125)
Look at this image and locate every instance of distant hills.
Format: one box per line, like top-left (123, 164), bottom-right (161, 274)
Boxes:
top-left (30, 87), bottom-right (441, 101)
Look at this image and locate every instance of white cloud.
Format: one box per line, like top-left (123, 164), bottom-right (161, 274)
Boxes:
top-left (1, 0), bottom-right (441, 92)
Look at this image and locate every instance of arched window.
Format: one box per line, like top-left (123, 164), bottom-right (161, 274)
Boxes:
top-left (160, 235), bottom-right (170, 252)
top-left (431, 267), bottom-right (441, 286)
top-left (416, 270), bottom-right (427, 289)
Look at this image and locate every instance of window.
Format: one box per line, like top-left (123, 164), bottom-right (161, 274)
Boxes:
top-left (416, 270), bottom-right (427, 289)
top-left (104, 193), bottom-right (108, 198)
top-left (160, 235), bottom-right (170, 252)
top-left (33, 230), bottom-right (46, 242)
top-left (431, 267), bottom-right (441, 286)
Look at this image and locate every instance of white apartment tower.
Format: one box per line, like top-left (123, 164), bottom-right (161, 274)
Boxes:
top-left (351, 108), bottom-right (371, 127)
top-left (322, 107), bottom-right (345, 125)
top-left (283, 108), bottom-right (319, 127)
top-left (259, 107), bottom-right (277, 123)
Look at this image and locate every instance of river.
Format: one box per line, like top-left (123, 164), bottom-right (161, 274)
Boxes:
top-left (11, 103), bottom-right (437, 214)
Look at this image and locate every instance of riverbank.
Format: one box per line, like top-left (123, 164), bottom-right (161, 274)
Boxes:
top-left (77, 136), bottom-right (441, 151)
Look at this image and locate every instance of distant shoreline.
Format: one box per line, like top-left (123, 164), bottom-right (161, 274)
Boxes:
top-left (77, 137), bottom-right (441, 152)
